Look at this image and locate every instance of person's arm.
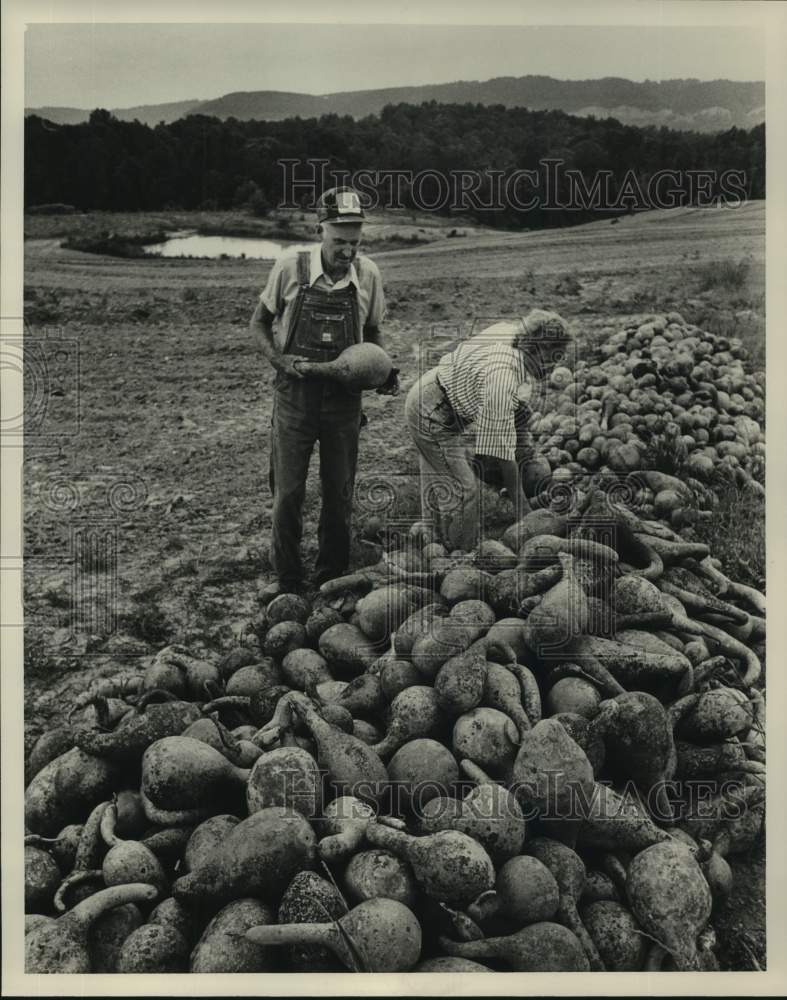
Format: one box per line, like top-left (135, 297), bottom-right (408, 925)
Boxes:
top-left (362, 322), bottom-right (382, 348)
top-left (474, 359), bottom-right (528, 512)
top-left (363, 324), bottom-right (400, 396)
top-left (362, 261), bottom-right (399, 395)
top-left (249, 299), bottom-right (303, 379)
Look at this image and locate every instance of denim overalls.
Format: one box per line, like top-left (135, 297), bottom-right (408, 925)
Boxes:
top-left (269, 252), bottom-right (364, 588)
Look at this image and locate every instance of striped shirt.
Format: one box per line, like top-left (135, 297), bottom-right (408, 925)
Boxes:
top-left (436, 322), bottom-right (533, 462)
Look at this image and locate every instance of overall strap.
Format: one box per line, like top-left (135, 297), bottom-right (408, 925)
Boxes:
top-left (296, 250), bottom-right (311, 288)
top-left (352, 255), bottom-right (366, 290)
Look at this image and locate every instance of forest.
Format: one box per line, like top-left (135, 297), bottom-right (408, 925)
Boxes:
top-left (25, 102), bottom-right (765, 230)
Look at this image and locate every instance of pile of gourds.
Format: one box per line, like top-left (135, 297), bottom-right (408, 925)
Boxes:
top-left (523, 313), bottom-right (765, 519)
top-left (24, 487), bottom-right (765, 974)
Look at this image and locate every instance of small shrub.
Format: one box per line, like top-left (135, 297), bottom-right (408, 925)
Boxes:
top-left (522, 268), bottom-right (536, 294)
top-left (641, 429), bottom-right (689, 477)
top-left (555, 272), bottom-right (582, 296)
top-left (61, 232), bottom-right (165, 259)
top-left (694, 258), bottom-right (750, 292)
top-left (248, 191), bottom-right (270, 218)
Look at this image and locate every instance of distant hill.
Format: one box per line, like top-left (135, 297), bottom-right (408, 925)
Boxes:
top-left (25, 98), bottom-right (202, 127)
top-left (196, 91), bottom-right (331, 120)
top-left (102, 98), bottom-right (203, 124)
top-left (26, 75), bottom-right (765, 131)
top-left (25, 105), bottom-right (96, 126)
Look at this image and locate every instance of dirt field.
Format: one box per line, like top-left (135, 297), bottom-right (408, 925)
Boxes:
top-left (22, 201), bottom-right (766, 969)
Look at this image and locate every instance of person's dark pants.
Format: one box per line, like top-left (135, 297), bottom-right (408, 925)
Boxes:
top-left (269, 376), bottom-right (362, 587)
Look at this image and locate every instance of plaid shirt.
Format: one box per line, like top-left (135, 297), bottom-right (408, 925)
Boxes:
top-left (436, 322), bottom-right (531, 462)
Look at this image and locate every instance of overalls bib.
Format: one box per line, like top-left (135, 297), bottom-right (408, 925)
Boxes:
top-left (283, 251), bottom-right (362, 361)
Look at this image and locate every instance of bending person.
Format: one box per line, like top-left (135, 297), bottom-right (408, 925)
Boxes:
top-left (405, 310), bottom-right (572, 551)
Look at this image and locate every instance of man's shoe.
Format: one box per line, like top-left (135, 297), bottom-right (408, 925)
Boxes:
top-left (312, 568), bottom-right (349, 588)
top-left (257, 577), bottom-right (305, 605)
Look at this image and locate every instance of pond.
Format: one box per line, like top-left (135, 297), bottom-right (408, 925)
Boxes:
top-left (144, 231), bottom-right (316, 260)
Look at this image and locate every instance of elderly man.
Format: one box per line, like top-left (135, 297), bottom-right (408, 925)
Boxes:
top-left (250, 187), bottom-right (396, 598)
top-left (405, 310), bottom-right (572, 551)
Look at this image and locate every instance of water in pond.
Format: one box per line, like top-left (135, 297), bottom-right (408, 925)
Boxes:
top-left (145, 232), bottom-right (316, 260)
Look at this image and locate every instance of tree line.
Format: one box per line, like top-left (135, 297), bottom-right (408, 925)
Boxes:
top-left (24, 102), bottom-right (764, 229)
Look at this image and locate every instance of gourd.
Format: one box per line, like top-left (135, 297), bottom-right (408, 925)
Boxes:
top-left (293, 342), bottom-right (393, 390)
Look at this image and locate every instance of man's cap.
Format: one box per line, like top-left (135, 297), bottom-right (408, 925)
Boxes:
top-left (316, 186), bottom-right (366, 224)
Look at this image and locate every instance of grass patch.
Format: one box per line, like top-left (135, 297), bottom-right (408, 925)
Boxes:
top-left (61, 231), bottom-right (166, 259)
top-left (25, 208), bottom-right (311, 242)
top-left (641, 430), bottom-right (689, 477)
top-left (638, 429), bottom-right (764, 589)
top-left (24, 287), bottom-right (61, 323)
top-left (693, 257), bottom-right (751, 292)
top-left (694, 479), bottom-right (765, 590)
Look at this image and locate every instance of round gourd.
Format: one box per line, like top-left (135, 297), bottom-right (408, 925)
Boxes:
top-left (267, 594), bottom-right (311, 627)
top-left (305, 607), bottom-right (344, 645)
top-left (264, 622), bottom-right (308, 661)
top-left (549, 366), bottom-right (573, 390)
top-left (546, 678), bottom-right (601, 720)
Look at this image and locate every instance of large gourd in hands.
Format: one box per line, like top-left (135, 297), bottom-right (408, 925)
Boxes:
top-left (293, 343), bottom-right (393, 390)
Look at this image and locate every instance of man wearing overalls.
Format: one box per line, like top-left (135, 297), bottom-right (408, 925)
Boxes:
top-left (250, 187), bottom-right (395, 599)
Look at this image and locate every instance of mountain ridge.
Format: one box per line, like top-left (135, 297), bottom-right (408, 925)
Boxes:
top-left (26, 74), bottom-right (765, 132)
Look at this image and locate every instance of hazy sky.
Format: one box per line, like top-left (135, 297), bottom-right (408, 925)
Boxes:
top-left (25, 22), bottom-right (765, 108)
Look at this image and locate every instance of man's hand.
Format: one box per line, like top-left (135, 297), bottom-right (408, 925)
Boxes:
top-left (363, 325), bottom-right (397, 395)
top-left (250, 301), bottom-right (303, 380)
top-left (274, 354), bottom-right (305, 380)
top-left (376, 367), bottom-right (400, 396)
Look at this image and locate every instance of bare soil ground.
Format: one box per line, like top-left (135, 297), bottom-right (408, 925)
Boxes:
top-left (21, 201), bottom-right (766, 969)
